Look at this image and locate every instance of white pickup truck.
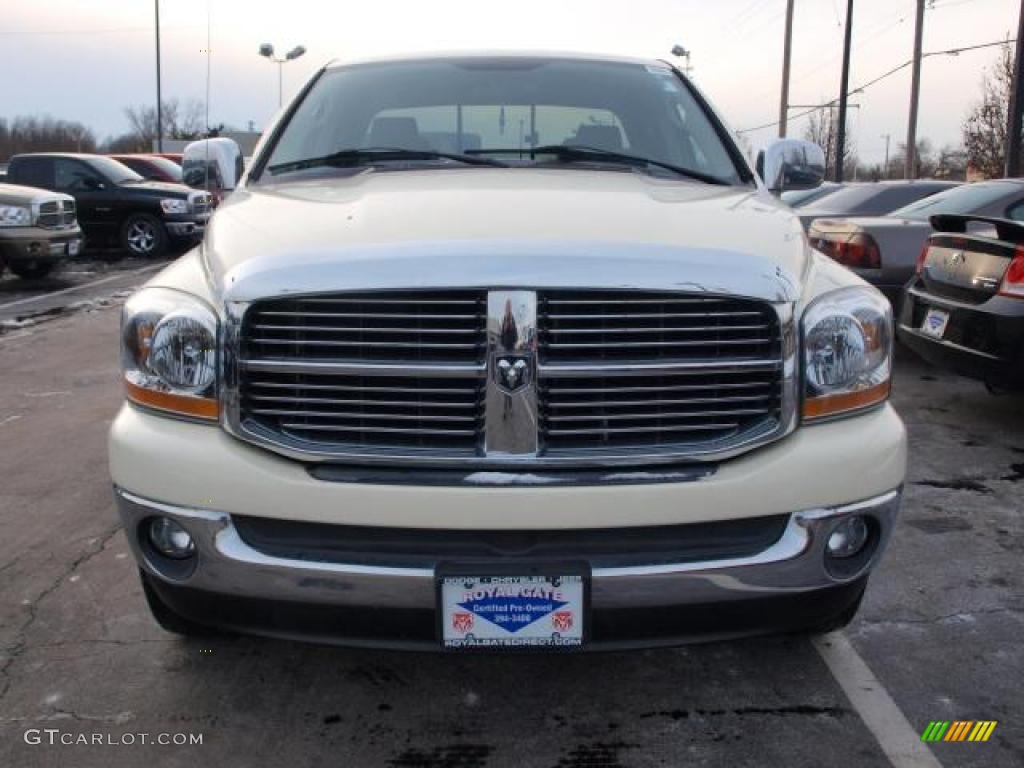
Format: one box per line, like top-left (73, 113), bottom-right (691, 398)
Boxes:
top-left (109, 52), bottom-right (906, 650)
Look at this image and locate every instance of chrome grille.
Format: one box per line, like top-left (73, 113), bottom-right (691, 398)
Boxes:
top-left (237, 291), bottom-right (487, 454)
top-left (37, 199), bottom-right (76, 229)
top-left (232, 288), bottom-right (790, 465)
top-left (538, 290), bottom-right (783, 453)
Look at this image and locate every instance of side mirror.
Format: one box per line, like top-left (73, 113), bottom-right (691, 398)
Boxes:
top-left (757, 139), bottom-right (826, 194)
top-left (83, 177), bottom-right (105, 191)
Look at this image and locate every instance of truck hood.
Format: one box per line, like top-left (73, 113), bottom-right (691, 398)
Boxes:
top-left (119, 179), bottom-right (194, 198)
top-left (203, 168), bottom-right (810, 303)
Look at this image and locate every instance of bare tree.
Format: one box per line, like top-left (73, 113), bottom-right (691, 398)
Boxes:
top-left (962, 41), bottom-right (1014, 179)
top-left (124, 98), bottom-right (207, 149)
top-left (804, 108), bottom-right (857, 180)
top-left (0, 116), bottom-right (97, 161)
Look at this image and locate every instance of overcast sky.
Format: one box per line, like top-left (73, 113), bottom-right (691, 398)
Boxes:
top-left (1, 0), bottom-right (1017, 164)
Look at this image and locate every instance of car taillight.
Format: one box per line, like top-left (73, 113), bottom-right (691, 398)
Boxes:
top-left (812, 232), bottom-right (882, 269)
top-left (915, 243), bottom-right (930, 275)
top-left (998, 246), bottom-right (1024, 299)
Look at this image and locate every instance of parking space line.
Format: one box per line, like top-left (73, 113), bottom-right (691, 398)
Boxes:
top-left (813, 632), bottom-right (942, 768)
top-left (0, 264), bottom-right (163, 311)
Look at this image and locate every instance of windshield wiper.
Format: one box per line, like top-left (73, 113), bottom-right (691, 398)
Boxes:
top-left (468, 144), bottom-right (729, 185)
top-left (267, 147), bottom-right (508, 175)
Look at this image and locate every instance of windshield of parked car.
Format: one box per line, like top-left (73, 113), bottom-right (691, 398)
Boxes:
top-left (888, 181), bottom-right (1015, 220)
top-left (144, 156), bottom-right (184, 182)
top-left (88, 156), bottom-right (144, 185)
top-left (781, 184), bottom-right (840, 208)
top-left (800, 182), bottom-right (952, 215)
top-left (260, 57), bottom-right (745, 184)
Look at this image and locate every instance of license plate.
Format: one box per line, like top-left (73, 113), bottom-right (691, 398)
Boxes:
top-left (68, 240), bottom-right (80, 256)
top-left (921, 307), bottom-right (949, 339)
top-left (439, 572), bottom-right (586, 649)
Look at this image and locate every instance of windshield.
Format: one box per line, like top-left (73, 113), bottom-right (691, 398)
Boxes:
top-left (260, 57), bottom-right (745, 184)
top-left (87, 155), bottom-right (143, 184)
top-left (781, 184), bottom-right (839, 208)
top-left (146, 156), bottom-right (183, 182)
top-left (888, 182), bottom-right (1014, 220)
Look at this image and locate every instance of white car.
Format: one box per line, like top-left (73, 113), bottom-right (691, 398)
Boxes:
top-left (109, 52), bottom-right (906, 650)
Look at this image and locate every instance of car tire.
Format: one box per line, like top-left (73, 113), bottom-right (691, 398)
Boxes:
top-left (140, 571), bottom-right (224, 637)
top-left (121, 213), bottom-right (167, 258)
top-left (8, 261), bottom-right (57, 280)
top-left (806, 580), bottom-right (868, 635)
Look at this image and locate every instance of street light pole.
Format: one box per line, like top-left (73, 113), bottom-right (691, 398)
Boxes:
top-left (778, 0), bottom-right (795, 138)
top-left (906, 0), bottom-right (926, 178)
top-left (155, 0), bottom-right (162, 152)
top-left (1006, 0), bottom-right (1024, 177)
top-left (835, 0), bottom-right (854, 182)
top-left (259, 43), bottom-right (307, 109)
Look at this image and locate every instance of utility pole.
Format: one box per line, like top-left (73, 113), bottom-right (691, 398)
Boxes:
top-left (1006, 0), bottom-right (1024, 177)
top-left (906, 0), bottom-right (925, 179)
top-left (778, 0), bottom-right (795, 138)
top-left (835, 0), bottom-right (854, 182)
top-left (155, 0), bottom-right (162, 152)
top-left (882, 133), bottom-right (892, 177)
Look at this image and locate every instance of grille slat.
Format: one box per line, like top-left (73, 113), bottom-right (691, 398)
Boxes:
top-left (547, 324), bottom-right (771, 334)
top-left (547, 423), bottom-right (741, 436)
top-left (248, 338), bottom-right (481, 349)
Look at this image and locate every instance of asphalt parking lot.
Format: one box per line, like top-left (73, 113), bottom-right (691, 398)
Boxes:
top-left (0, 284), bottom-right (1021, 767)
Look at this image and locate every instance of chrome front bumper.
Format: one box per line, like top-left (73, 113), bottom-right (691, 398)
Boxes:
top-left (116, 487), bottom-right (901, 617)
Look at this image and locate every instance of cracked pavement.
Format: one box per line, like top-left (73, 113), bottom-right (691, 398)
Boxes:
top-left (0, 305), bottom-right (1021, 767)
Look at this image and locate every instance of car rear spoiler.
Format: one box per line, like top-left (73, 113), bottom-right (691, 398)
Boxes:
top-left (930, 214), bottom-right (1024, 245)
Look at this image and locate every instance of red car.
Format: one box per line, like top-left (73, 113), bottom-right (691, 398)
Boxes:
top-left (108, 154), bottom-right (183, 183)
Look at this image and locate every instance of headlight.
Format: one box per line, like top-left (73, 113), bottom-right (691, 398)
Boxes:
top-left (0, 204), bottom-right (31, 227)
top-left (159, 198), bottom-right (189, 215)
top-left (802, 286), bottom-right (892, 420)
top-left (121, 288), bottom-right (218, 420)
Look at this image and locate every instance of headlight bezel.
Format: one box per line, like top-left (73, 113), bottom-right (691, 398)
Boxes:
top-left (800, 285), bottom-right (893, 422)
top-left (0, 204), bottom-right (32, 227)
top-left (159, 198), bottom-right (190, 215)
top-left (121, 287), bottom-right (220, 421)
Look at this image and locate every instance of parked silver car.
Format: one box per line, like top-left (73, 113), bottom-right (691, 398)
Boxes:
top-left (797, 180), bottom-right (957, 231)
top-left (808, 179), bottom-right (1024, 298)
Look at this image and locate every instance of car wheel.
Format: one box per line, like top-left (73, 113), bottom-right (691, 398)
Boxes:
top-left (121, 214), bottom-right (167, 258)
top-left (8, 261), bottom-right (57, 280)
top-left (140, 571), bottom-right (224, 637)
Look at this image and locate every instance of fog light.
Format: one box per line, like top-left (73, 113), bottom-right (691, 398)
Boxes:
top-left (147, 517), bottom-right (195, 559)
top-left (827, 516), bottom-right (870, 558)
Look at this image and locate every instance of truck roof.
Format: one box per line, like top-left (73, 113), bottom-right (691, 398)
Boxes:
top-left (324, 50), bottom-right (672, 72)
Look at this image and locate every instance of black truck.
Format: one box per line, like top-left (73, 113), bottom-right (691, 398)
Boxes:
top-left (6, 153), bottom-right (212, 257)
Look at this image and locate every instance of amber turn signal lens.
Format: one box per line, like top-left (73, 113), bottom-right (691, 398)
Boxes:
top-left (125, 379), bottom-right (219, 420)
top-left (803, 380), bottom-right (890, 421)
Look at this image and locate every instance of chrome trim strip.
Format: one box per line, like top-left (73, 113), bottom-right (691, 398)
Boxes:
top-left (484, 290), bottom-right (538, 456)
top-left (538, 358), bottom-right (783, 378)
top-left (238, 359), bottom-right (487, 378)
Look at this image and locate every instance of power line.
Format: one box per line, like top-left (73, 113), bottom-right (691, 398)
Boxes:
top-left (737, 38), bottom-right (1016, 133)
